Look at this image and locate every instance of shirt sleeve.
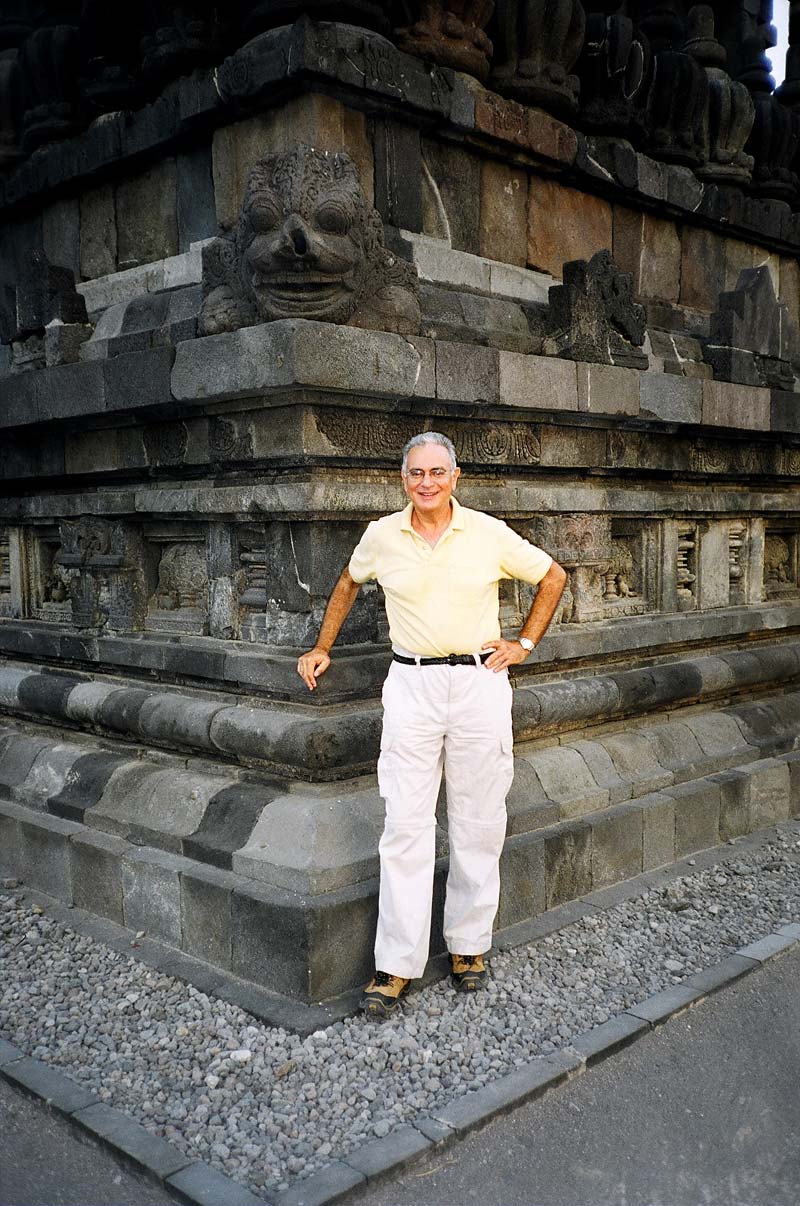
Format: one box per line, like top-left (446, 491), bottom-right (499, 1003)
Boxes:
top-left (498, 522), bottom-right (553, 586)
top-left (348, 521), bottom-right (378, 584)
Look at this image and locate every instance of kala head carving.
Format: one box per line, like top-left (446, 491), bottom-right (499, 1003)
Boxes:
top-left (201, 143), bottom-right (420, 336)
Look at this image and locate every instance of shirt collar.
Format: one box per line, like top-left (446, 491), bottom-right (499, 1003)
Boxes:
top-left (401, 496), bottom-right (464, 533)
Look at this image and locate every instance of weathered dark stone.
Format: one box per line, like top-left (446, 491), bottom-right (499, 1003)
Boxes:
top-left (395, 0), bottom-right (493, 82)
top-left (176, 144), bottom-right (216, 252)
top-left (491, 0), bottom-right (586, 116)
top-left (544, 819), bottom-right (592, 908)
top-left (16, 672), bottom-right (79, 719)
top-left (685, 5), bottom-right (754, 186)
top-left (576, 11), bottom-right (649, 140)
top-left (48, 751), bottom-right (130, 821)
top-left (183, 783), bottom-right (280, 869)
top-left (373, 119), bottom-right (423, 234)
top-left (544, 250), bottom-right (647, 368)
top-left (14, 250), bottom-right (88, 340)
top-left (704, 266), bottom-right (800, 388)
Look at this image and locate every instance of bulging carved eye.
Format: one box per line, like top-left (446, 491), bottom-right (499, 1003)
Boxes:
top-left (248, 202), bottom-right (281, 234)
top-left (314, 203), bottom-right (350, 235)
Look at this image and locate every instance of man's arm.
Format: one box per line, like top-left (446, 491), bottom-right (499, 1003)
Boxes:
top-left (296, 565), bottom-right (362, 691)
top-left (483, 561), bottom-right (567, 672)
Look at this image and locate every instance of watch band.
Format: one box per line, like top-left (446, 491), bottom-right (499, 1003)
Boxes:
top-left (518, 636), bottom-right (535, 652)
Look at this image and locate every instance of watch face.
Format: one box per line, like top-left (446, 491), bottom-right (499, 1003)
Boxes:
top-left (519, 637), bottom-right (534, 651)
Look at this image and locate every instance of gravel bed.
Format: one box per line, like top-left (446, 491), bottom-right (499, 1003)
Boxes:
top-left (2, 822), bottom-right (800, 1198)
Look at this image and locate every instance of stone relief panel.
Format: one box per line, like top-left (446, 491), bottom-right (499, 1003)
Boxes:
top-left (28, 526), bottom-right (78, 624)
top-left (729, 520), bottom-right (748, 605)
top-left (525, 514), bottom-right (653, 625)
top-left (764, 529), bottom-right (800, 600)
top-left (676, 523), bottom-right (698, 611)
top-left (199, 143), bottom-right (420, 338)
top-left (145, 531), bottom-right (209, 635)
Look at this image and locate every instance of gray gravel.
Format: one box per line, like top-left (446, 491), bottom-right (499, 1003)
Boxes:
top-left (2, 822), bottom-right (799, 1199)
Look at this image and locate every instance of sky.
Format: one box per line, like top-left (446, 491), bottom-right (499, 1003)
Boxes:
top-left (770, 1), bottom-right (790, 84)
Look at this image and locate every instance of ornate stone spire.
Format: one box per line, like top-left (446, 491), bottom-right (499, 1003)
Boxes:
top-left (685, 4), bottom-right (754, 185)
top-left (637, 0), bottom-right (708, 166)
top-left (394, 1), bottom-right (495, 82)
top-left (577, 6), bottom-right (650, 140)
top-left (491, 0), bottom-right (587, 116)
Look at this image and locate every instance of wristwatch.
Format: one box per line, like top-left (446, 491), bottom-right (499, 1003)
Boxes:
top-left (518, 637), bottom-right (535, 653)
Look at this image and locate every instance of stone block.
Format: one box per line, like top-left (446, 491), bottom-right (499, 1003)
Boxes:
top-left (63, 681), bottom-right (118, 725)
top-left (373, 119), bottom-right (423, 232)
top-left (180, 865), bottom-right (235, 969)
top-left (527, 178), bottom-right (613, 278)
top-left (121, 849), bottom-right (185, 945)
top-left (497, 833), bottom-right (546, 928)
top-left (422, 137), bottom-right (481, 253)
top-left (710, 770), bottom-right (752, 841)
top-left (638, 722), bottom-right (705, 783)
top-left (231, 880), bottom-right (377, 1001)
top-left (570, 740), bottom-right (631, 804)
top-left (137, 695), bottom-right (222, 752)
top-left (182, 783), bottom-right (275, 869)
top-left (781, 751), bottom-right (800, 818)
top-left (473, 91), bottom-right (578, 165)
top-left (345, 1123), bottom-right (432, 1180)
top-left (275, 1161), bottom-right (365, 1206)
top-left (171, 321), bottom-right (422, 404)
top-left (166, 1162), bottom-right (269, 1206)
top-left (497, 352), bottom-right (578, 410)
top-left (771, 390), bottom-right (800, 434)
top-left (38, 361), bottom-right (106, 423)
top-left (591, 803), bottom-right (643, 889)
top-left (641, 791), bottom-right (675, 870)
top-left (13, 743), bottom-right (83, 810)
top-left (0, 734), bottom-right (51, 787)
top-left (506, 756), bottom-right (559, 835)
top-left (233, 790), bottom-right (384, 894)
top-left (72, 1103), bottom-right (189, 1181)
top-left (544, 820), bottom-right (592, 909)
top-left (596, 733), bottom-right (673, 795)
top-left (612, 207), bottom-right (680, 303)
top-left (42, 198), bottom-right (80, 277)
top-left (70, 830), bottom-right (127, 923)
top-left (743, 758), bottom-right (791, 825)
top-left (639, 374), bottom-right (702, 424)
top-left (701, 380), bottom-right (770, 430)
top-left (116, 159), bottom-right (178, 267)
top-left (488, 261), bottom-right (552, 306)
top-left (176, 145), bottom-right (216, 252)
top-left (669, 780), bottom-right (720, 856)
top-left (80, 183), bottom-right (117, 280)
top-left (723, 239), bottom-right (757, 293)
top-left (698, 521), bottom-right (732, 609)
top-left (0, 808), bottom-right (20, 871)
top-left (5, 1057), bottom-right (99, 1115)
top-left (576, 363), bottom-right (639, 417)
top-left (680, 226), bottom-right (726, 311)
top-left (526, 746), bottom-right (608, 818)
top-left (104, 346), bottom-right (175, 414)
top-left (18, 814), bottom-right (80, 902)
top-left (527, 676), bottom-right (621, 730)
top-left (435, 341), bottom-right (499, 404)
top-left (479, 159), bottom-right (528, 267)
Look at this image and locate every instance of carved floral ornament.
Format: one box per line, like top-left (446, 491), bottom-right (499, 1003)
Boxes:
top-left (200, 143), bottom-right (421, 337)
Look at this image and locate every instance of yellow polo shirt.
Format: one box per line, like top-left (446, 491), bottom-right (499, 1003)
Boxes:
top-left (348, 497), bottom-right (553, 657)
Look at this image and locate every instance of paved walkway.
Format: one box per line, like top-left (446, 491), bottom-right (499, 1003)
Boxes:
top-left (357, 946), bottom-right (800, 1206)
top-left (1, 949), bottom-right (798, 1206)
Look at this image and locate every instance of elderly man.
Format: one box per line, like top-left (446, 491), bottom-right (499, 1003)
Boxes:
top-left (297, 432), bottom-right (566, 1017)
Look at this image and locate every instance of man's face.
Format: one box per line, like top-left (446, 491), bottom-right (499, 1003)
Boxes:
top-left (402, 444), bottom-right (460, 516)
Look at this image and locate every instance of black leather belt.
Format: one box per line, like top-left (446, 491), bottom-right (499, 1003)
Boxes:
top-left (393, 652), bottom-right (491, 666)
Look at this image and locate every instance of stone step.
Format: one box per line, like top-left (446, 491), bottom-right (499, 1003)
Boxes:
top-left (2, 746), bottom-right (799, 1004)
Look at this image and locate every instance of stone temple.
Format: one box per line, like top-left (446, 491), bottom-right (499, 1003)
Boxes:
top-left (1, 1), bottom-right (800, 1010)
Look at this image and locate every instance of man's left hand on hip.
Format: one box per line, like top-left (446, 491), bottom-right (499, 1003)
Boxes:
top-left (481, 639), bottom-right (532, 672)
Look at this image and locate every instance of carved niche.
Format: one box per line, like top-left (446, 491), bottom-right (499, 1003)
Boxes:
top-left (394, 1), bottom-right (495, 82)
top-left (676, 522), bottom-right (698, 611)
top-left (199, 143), bottom-right (420, 338)
top-left (146, 533), bottom-right (209, 634)
top-left (543, 250), bottom-right (647, 369)
top-left (528, 513), bottom-right (650, 624)
top-left (764, 529), bottom-right (800, 599)
top-left (729, 520), bottom-right (747, 605)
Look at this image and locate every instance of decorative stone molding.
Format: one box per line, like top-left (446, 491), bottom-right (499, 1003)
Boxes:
top-left (199, 144), bottom-right (420, 337)
top-left (576, 10), bottom-right (650, 140)
top-left (491, 0), bottom-right (587, 116)
top-left (544, 250), bottom-right (647, 369)
top-left (394, 1), bottom-right (495, 82)
top-left (685, 5), bottom-right (755, 186)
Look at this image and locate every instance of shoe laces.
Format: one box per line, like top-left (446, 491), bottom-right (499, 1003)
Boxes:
top-left (373, 971), bottom-right (394, 986)
top-left (456, 954), bottom-right (479, 968)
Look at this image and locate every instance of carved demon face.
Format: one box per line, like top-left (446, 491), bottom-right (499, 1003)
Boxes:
top-left (236, 145), bottom-right (379, 324)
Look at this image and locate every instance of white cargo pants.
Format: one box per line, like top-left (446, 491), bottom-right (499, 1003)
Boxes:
top-left (374, 657), bottom-right (514, 979)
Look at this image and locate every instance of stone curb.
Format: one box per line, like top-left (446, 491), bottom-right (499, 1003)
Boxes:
top-left (2, 922), bottom-right (798, 1206)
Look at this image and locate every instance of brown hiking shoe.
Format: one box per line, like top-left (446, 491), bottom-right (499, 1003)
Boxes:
top-left (360, 971), bottom-right (410, 1018)
top-left (450, 953), bottom-right (487, 992)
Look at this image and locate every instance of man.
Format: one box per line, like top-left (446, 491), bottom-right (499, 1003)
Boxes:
top-left (297, 432), bottom-right (566, 1017)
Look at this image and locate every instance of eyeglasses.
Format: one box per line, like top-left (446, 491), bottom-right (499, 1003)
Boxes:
top-left (404, 467), bottom-right (452, 481)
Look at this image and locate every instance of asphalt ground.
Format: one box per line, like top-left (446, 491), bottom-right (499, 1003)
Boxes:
top-left (355, 945), bottom-right (800, 1206)
top-left (1, 948), bottom-right (798, 1206)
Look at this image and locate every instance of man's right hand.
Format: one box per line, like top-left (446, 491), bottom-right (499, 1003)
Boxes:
top-left (297, 646), bottom-right (331, 691)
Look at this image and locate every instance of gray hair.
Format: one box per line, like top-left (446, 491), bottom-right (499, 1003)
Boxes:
top-left (401, 431), bottom-right (458, 474)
